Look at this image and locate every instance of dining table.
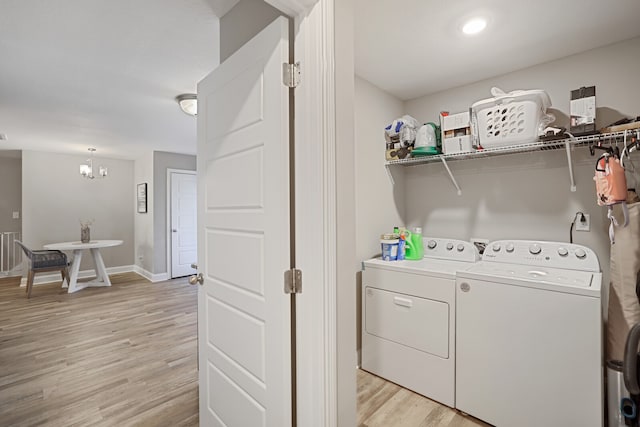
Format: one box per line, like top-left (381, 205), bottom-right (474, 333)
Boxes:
top-left (43, 240), bottom-right (123, 293)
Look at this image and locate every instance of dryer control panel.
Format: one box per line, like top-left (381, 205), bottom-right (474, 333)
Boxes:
top-left (421, 237), bottom-right (480, 263)
top-left (482, 240), bottom-right (600, 272)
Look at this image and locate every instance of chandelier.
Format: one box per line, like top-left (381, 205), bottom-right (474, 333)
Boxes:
top-left (79, 148), bottom-right (107, 179)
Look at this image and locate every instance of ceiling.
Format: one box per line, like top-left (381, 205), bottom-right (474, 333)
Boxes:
top-left (0, 0), bottom-right (224, 160)
top-left (355, 0), bottom-right (640, 101)
top-left (1, 0), bottom-right (640, 159)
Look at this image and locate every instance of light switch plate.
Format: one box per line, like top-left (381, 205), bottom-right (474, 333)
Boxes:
top-left (12, 211), bottom-right (19, 219)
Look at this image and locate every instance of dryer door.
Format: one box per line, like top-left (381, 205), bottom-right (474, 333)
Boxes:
top-left (365, 286), bottom-right (449, 358)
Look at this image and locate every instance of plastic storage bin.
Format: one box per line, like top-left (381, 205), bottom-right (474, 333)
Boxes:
top-left (471, 87), bottom-right (554, 149)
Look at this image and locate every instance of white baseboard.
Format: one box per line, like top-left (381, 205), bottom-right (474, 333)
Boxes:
top-left (133, 265), bottom-right (170, 283)
top-left (20, 265), bottom-right (136, 287)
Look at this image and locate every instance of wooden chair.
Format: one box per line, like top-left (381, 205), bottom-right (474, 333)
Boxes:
top-left (14, 240), bottom-right (69, 298)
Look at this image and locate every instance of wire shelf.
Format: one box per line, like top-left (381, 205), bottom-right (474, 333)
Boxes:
top-left (383, 129), bottom-right (639, 195)
top-left (385, 130), bottom-right (633, 167)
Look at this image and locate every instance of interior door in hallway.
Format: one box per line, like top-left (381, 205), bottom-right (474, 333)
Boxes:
top-left (170, 171), bottom-right (197, 278)
top-left (196, 16), bottom-right (292, 427)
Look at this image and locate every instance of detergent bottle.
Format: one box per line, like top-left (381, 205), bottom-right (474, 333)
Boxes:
top-left (404, 227), bottom-right (424, 260)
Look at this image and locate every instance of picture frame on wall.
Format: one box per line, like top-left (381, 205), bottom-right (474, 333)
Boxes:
top-left (137, 183), bottom-right (147, 213)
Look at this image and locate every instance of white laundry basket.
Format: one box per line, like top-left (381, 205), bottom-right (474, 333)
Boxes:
top-left (471, 87), bottom-right (555, 149)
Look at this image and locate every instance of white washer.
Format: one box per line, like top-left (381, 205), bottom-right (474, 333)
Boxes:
top-left (456, 240), bottom-right (603, 427)
top-left (362, 237), bottom-right (479, 407)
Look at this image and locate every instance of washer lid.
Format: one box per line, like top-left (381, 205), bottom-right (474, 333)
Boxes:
top-left (363, 257), bottom-right (477, 279)
top-left (458, 262), bottom-right (601, 296)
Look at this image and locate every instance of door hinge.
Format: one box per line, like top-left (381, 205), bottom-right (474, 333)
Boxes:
top-left (282, 62), bottom-right (301, 88)
top-left (284, 268), bottom-right (302, 294)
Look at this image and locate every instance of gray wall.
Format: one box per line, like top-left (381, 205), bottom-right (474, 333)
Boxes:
top-left (402, 37), bottom-right (640, 284)
top-left (22, 150), bottom-right (135, 270)
top-left (219, 0), bottom-right (284, 62)
top-left (0, 153), bottom-right (22, 233)
top-left (134, 151), bottom-right (154, 273)
top-left (355, 78), bottom-right (405, 262)
top-left (336, 0), bottom-right (357, 424)
top-left (355, 36), bottom-right (640, 314)
top-left (152, 151), bottom-right (196, 274)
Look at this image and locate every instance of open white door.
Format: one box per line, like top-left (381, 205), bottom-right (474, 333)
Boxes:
top-left (196, 16), bottom-right (292, 426)
top-left (170, 171), bottom-right (197, 278)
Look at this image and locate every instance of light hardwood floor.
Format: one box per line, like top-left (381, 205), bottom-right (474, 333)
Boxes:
top-left (1, 273), bottom-right (487, 427)
top-left (0, 273), bottom-right (198, 427)
top-left (357, 370), bottom-right (490, 427)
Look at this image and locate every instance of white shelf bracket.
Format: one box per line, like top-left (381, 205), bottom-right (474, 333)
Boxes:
top-left (385, 164), bottom-right (395, 185)
top-left (565, 141), bottom-right (577, 192)
top-left (440, 157), bottom-right (462, 196)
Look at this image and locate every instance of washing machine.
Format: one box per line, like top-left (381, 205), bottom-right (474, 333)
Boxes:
top-left (361, 237), bottom-right (479, 407)
top-left (455, 240), bottom-right (603, 427)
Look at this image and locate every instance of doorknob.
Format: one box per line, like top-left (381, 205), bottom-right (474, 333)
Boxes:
top-left (191, 263), bottom-right (198, 269)
top-left (172, 229), bottom-right (177, 232)
top-left (189, 273), bottom-right (204, 286)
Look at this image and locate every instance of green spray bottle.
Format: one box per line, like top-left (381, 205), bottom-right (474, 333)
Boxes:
top-left (404, 227), bottom-right (424, 260)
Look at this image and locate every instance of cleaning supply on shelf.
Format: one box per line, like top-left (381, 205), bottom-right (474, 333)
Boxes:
top-left (398, 230), bottom-right (406, 260)
top-left (405, 227), bottom-right (424, 260)
top-left (412, 123), bottom-right (441, 156)
top-left (380, 234), bottom-right (399, 261)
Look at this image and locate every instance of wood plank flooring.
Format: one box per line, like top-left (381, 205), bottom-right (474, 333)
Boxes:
top-left (358, 370), bottom-right (490, 427)
top-left (0, 273), bottom-right (199, 427)
top-left (1, 273), bottom-right (489, 427)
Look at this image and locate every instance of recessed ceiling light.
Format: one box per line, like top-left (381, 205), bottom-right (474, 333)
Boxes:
top-left (462, 17), bottom-right (487, 35)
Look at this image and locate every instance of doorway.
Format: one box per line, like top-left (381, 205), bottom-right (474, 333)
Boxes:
top-left (168, 169), bottom-right (197, 278)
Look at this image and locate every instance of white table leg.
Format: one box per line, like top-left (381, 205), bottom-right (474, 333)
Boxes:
top-left (90, 248), bottom-right (111, 287)
top-left (67, 250), bottom-right (83, 293)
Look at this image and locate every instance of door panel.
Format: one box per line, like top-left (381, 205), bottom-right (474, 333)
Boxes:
top-left (197, 16), bottom-right (291, 427)
top-left (171, 172), bottom-right (197, 278)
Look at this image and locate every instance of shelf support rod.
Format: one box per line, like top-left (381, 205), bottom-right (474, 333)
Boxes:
top-left (440, 157), bottom-right (462, 196)
top-left (565, 141), bottom-right (577, 192)
top-left (385, 164), bottom-right (395, 186)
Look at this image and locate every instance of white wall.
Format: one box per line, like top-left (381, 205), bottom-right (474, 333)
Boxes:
top-left (134, 151), bottom-right (154, 274)
top-left (22, 150), bottom-right (134, 271)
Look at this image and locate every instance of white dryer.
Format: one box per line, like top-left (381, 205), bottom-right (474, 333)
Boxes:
top-left (455, 240), bottom-right (603, 427)
top-left (361, 237), bottom-right (479, 407)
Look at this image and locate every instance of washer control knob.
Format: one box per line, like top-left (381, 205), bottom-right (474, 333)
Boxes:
top-left (575, 248), bottom-right (587, 259)
top-left (558, 247), bottom-right (569, 257)
top-left (506, 243), bottom-right (515, 253)
top-left (427, 240), bottom-right (437, 249)
top-left (529, 244), bottom-right (542, 255)
top-left (446, 242), bottom-right (454, 251)
top-left (492, 243), bottom-right (501, 252)
top-left (457, 244), bottom-right (465, 252)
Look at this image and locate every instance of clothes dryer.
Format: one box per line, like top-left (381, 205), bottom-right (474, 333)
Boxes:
top-left (362, 237), bottom-right (479, 407)
top-left (455, 240), bottom-right (603, 427)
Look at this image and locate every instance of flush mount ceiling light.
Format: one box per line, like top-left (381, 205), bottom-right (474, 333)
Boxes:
top-left (176, 94), bottom-right (197, 116)
top-left (79, 148), bottom-right (107, 179)
top-left (462, 17), bottom-right (487, 35)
